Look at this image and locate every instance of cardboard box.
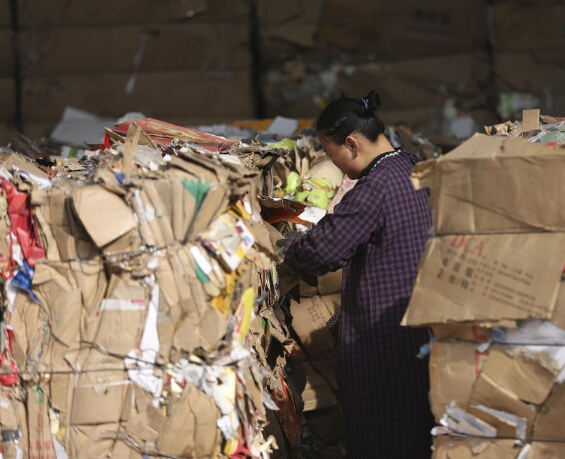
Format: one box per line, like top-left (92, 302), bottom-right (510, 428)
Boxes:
top-left (0, 77), bottom-right (15, 123)
top-left (493, 3), bottom-right (565, 53)
top-left (299, 270), bottom-right (342, 297)
top-left (402, 233), bottom-right (565, 327)
top-left (19, 24), bottom-right (251, 77)
top-left (320, 0), bottom-right (487, 58)
top-left (290, 294), bottom-right (340, 360)
top-left (413, 134), bottom-right (565, 234)
top-left (21, 70), bottom-right (253, 123)
top-left (17, 0), bottom-right (250, 28)
top-left (0, 29), bottom-right (13, 76)
top-left (337, 53), bottom-right (489, 111)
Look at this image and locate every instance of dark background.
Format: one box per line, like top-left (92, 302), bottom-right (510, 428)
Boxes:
top-left (1, 0), bottom-right (564, 143)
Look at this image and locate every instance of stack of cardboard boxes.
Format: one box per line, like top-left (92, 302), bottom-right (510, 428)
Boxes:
top-left (16, 0), bottom-right (254, 140)
top-left (402, 132), bottom-right (565, 458)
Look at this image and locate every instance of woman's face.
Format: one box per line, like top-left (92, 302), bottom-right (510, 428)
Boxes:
top-left (319, 134), bottom-right (358, 179)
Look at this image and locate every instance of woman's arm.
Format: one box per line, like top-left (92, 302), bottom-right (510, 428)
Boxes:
top-left (283, 174), bottom-right (387, 276)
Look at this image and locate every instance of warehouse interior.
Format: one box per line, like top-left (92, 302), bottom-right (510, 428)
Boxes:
top-left (0, 1), bottom-right (564, 459)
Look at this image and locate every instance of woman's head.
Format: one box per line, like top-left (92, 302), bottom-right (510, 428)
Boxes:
top-left (316, 90), bottom-right (385, 145)
top-left (316, 90), bottom-right (388, 179)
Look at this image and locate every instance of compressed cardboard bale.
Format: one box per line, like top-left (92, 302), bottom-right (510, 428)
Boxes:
top-left (337, 53), bottom-right (489, 111)
top-left (21, 70), bottom-right (254, 124)
top-left (19, 24), bottom-right (251, 77)
top-left (493, 2), bottom-right (565, 53)
top-left (18, 0), bottom-right (250, 28)
top-left (320, 0), bottom-right (487, 58)
top-left (403, 232), bottom-right (565, 326)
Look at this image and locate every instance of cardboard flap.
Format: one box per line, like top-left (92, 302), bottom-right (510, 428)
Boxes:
top-left (72, 185), bottom-right (137, 247)
top-left (403, 233), bottom-right (565, 326)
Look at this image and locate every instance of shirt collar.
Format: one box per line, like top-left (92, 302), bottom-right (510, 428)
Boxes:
top-left (359, 148), bottom-right (401, 178)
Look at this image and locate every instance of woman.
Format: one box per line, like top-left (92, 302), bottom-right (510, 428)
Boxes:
top-left (282, 91), bottom-right (434, 458)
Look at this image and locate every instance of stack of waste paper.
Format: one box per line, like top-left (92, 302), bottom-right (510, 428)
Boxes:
top-left (402, 120), bottom-right (565, 458)
top-left (0, 118), bottom-right (288, 459)
top-left (229, 133), bottom-right (348, 458)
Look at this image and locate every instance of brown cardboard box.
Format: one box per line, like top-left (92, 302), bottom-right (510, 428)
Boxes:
top-left (21, 70), bottom-right (253, 123)
top-left (0, 77), bottom-right (15, 123)
top-left (290, 294), bottom-right (340, 360)
top-left (0, 29), bottom-right (13, 76)
top-left (19, 24), bottom-right (251, 77)
top-left (493, 3), bottom-right (565, 53)
top-left (402, 233), bottom-right (565, 327)
top-left (18, 0), bottom-right (250, 29)
top-left (320, 0), bottom-right (488, 58)
top-left (412, 134), bottom-right (565, 234)
top-left (337, 53), bottom-right (489, 111)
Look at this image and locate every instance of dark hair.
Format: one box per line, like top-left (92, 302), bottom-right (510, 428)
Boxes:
top-left (316, 90), bottom-right (385, 144)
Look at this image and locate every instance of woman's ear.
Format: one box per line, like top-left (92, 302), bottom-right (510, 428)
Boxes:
top-left (345, 135), bottom-right (360, 158)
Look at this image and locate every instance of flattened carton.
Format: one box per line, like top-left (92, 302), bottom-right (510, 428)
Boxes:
top-left (402, 232), bottom-right (565, 326)
top-left (412, 133), bottom-right (565, 234)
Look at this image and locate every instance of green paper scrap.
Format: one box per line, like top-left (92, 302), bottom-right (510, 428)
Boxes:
top-left (182, 179), bottom-right (210, 210)
top-left (194, 266), bottom-right (210, 284)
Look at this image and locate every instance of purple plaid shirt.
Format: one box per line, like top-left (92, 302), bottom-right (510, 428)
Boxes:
top-left (284, 150), bottom-right (434, 459)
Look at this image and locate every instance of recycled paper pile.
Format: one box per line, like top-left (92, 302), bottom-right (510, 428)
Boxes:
top-left (402, 127), bottom-right (565, 458)
top-left (0, 118), bottom-right (285, 459)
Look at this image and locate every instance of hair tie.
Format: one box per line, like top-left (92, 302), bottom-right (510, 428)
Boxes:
top-left (361, 98), bottom-right (369, 110)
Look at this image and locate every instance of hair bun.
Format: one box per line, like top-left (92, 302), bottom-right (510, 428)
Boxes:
top-left (363, 90), bottom-right (381, 112)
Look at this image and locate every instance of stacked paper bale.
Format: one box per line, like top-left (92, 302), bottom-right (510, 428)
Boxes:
top-left (0, 121), bottom-right (281, 458)
top-left (402, 132), bottom-right (565, 459)
top-left (16, 0), bottom-right (254, 140)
